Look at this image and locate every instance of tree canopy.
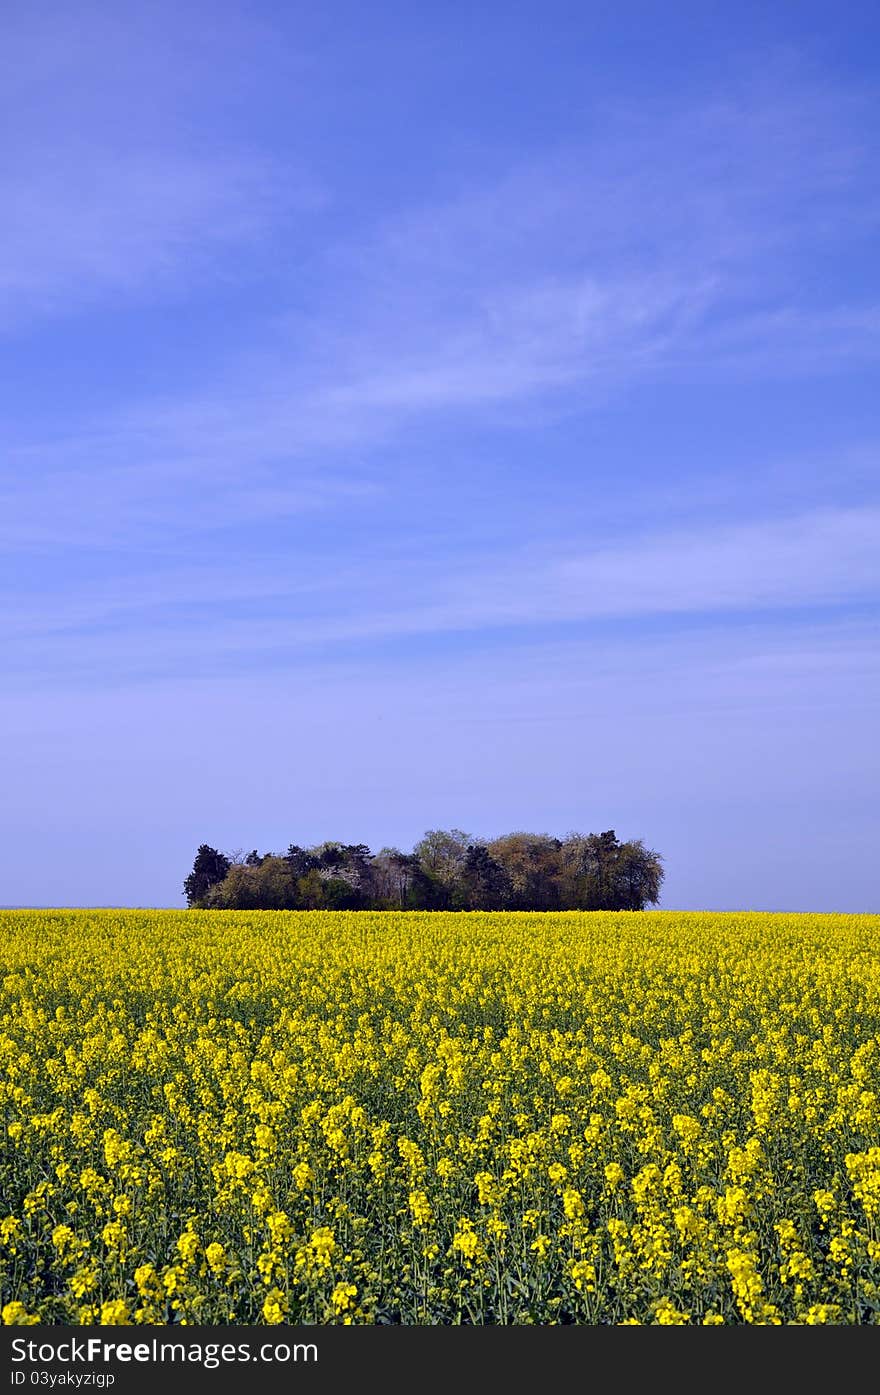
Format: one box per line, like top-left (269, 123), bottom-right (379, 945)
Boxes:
top-left (184, 830), bottom-right (663, 911)
top-left (182, 844), bottom-right (231, 907)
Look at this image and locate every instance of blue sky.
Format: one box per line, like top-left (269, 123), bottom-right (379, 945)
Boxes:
top-left (2, 0), bottom-right (878, 910)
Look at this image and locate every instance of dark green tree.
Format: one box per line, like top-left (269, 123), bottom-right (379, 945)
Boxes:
top-left (297, 867), bottom-right (325, 909)
top-left (201, 863), bottom-right (258, 909)
top-left (251, 856), bottom-right (298, 909)
top-left (462, 843), bottom-right (511, 910)
top-left (613, 838), bottom-right (664, 910)
top-left (285, 845), bottom-right (316, 879)
top-left (559, 830), bottom-right (663, 909)
top-left (183, 844), bottom-right (231, 907)
top-left (322, 877), bottom-right (364, 909)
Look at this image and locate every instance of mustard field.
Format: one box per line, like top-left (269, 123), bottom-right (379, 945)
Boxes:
top-left (1, 909), bottom-right (879, 1325)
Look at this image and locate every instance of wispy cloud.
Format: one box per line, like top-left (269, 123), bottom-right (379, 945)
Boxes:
top-left (4, 504), bottom-right (878, 687)
top-left (4, 63), bottom-right (878, 545)
top-left (0, 452), bottom-right (373, 550)
top-left (0, 149), bottom-right (312, 328)
top-left (301, 69), bottom-right (879, 415)
top-left (0, 3), bottom-right (318, 328)
top-left (3, 48), bottom-right (879, 686)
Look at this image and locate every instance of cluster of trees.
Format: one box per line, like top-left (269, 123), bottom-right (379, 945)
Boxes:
top-left (184, 829), bottom-right (664, 912)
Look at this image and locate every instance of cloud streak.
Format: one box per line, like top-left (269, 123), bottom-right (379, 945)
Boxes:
top-left (4, 505), bottom-right (879, 687)
top-left (0, 3), bottom-right (319, 328)
top-left (4, 62), bottom-right (878, 567)
top-left (2, 9), bottom-right (879, 911)
top-left (0, 149), bottom-right (312, 328)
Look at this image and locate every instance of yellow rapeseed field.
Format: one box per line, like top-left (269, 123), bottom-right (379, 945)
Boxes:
top-left (1, 909), bottom-right (879, 1326)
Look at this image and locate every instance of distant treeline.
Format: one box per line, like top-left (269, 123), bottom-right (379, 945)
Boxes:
top-left (184, 829), bottom-right (664, 912)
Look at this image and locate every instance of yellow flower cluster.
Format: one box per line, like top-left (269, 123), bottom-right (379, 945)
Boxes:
top-left (1, 908), bottom-right (879, 1324)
